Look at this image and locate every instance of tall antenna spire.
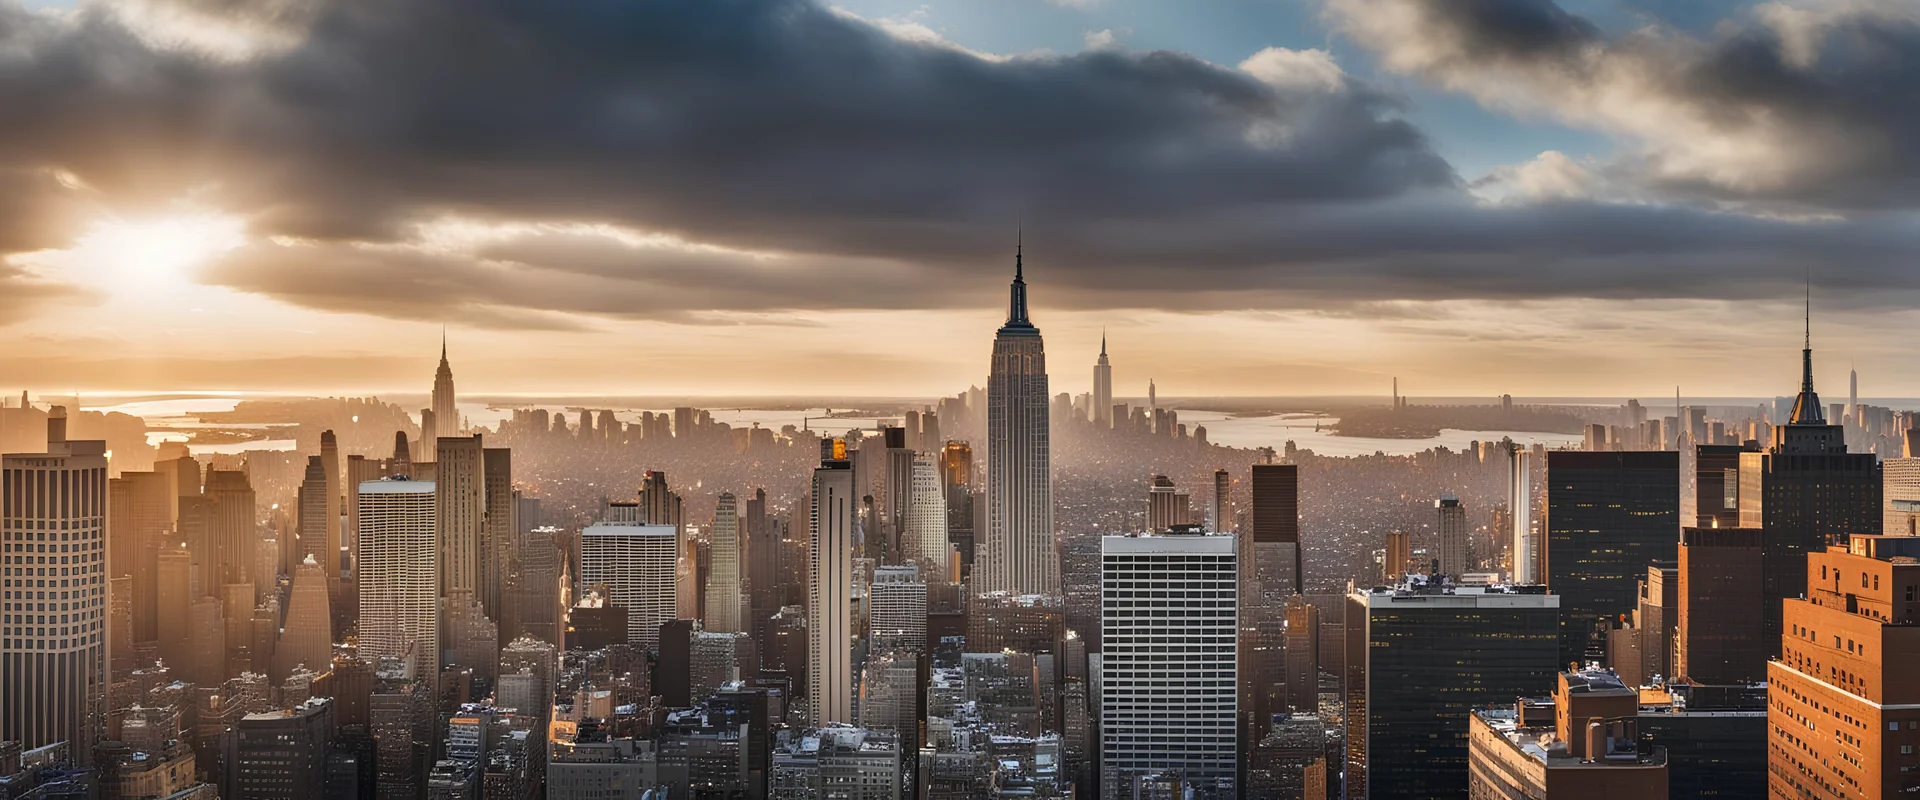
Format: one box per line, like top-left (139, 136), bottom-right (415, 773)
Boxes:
top-left (1805, 270), bottom-right (1811, 351)
top-left (441, 325), bottom-right (448, 362)
top-left (1100, 328), bottom-right (1106, 356)
top-left (1002, 226), bottom-right (1033, 329)
top-left (1789, 272), bottom-right (1824, 424)
top-left (1016, 224), bottom-right (1023, 281)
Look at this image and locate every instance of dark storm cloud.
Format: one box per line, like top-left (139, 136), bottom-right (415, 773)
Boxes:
top-left (1, 0), bottom-right (1919, 324)
top-left (1327, 0), bottom-right (1920, 208)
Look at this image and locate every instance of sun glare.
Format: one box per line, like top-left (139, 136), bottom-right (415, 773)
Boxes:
top-left (75, 214), bottom-right (247, 290)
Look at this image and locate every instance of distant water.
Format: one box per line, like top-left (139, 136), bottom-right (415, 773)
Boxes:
top-left (1177, 411), bottom-right (1582, 457)
top-left (90, 396), bottom-right (1583, 458)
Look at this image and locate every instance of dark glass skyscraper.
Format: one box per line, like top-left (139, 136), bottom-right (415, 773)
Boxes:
top-left (1740, 312), bottom-right (1881, 655)
top-left (1344, 585), bottom-right (1559, 800)
top-left (1544, 450), bottom-right (1680, 666)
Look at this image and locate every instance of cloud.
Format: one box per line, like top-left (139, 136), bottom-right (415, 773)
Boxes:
top-left (1323, 0), bottom-right (1920, 208)
top-left (0, 262), bottom-right (95, 323)
top-left (0, 0), bottom-right (1917, 331)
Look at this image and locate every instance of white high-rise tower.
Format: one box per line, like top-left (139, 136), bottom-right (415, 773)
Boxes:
top-left (1, 408), bottom-right (109, 763)
top-left (356, 477), bottom-right (439, 683)
top-left (982, 236), bottom-right (1056, 597)
top-left (809, 439), bottom-right (856, 725)
top-left (904, 453), bottom-right (949, 572)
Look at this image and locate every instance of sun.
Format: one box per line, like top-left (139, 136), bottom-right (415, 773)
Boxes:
top-left (73, 213), bottom-right (247, 290)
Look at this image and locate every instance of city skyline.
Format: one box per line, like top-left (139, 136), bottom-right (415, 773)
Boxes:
top-left (3, 0), bottom-right (1920, 397)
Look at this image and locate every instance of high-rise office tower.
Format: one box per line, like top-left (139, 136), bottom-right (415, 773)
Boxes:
top-left (1344, 583), bottom-right (1560, 800)
top-left (320, 429), bottom-right (342, 584)
top-left (1100, 531), bottom-right (1238, 798)
top-left (1284, 597), bottom-right (1319, 714)
top-left (637, 471), bottom-right (693, 619)
top-left (1383, 531), bottom-right (1410, 585)
top-left (1145, 475), bottom-right (1192, 532)
top-left (1212, 469), bottom-right (1230, 533)
top-left (1680, 443), bottom-right (1754, 529)
top-left (1769, 534), bottom-right (1920, 798)
top-left (110, 469), bottom-right (171, 643)
top-left (342, 453), bottom-right (384, 633)
top-left (1744, 310), bottom-right (1881, 657)
top-left (1435, 495), bottom-right (1468, 579)
top-left (883, 427), bottom-right (913, 554)
top-left (275, 554), bottom-right (333, 681)
top-left (869, 564), bottom-right (927, 654)
top-left (904, 453), bottom-right (949, 571)
top-left (432, 332), bottom-right (458, 442)
top-left (1250, 464), bottom-right (1301, 594)
top-left (298, 457), bottom-right (330, 573)
top-left (746, 487), bottom-right (781, 621)
top-left (204, 468), bottom-right (257, 602)
top-left (1506, 445), bottom-right (1536, 584)
top-left (1, 408), bottom-right (108, 763)
top-left (1544, 450), bottom-right (1680, 666)
top-left (810, 438), bottom-right (856, 726)
top-left (1093, 333), bottom-right (1113, 428)
top-left (436, 435), bottom-right (486, 603)
top-left (481, 447), bottom-right (512, 626)
top-left (939, 442), bottom-right (975, 575)
top-left (156, 541), bottom-right (193, 668)
top-left (578, 521), bottom-right (678, 651)
top-left (357, 478), bottom-right (439, 683)
top-left (1675, 527), bottom-right (1764, 685)
top-left (982, 240), bottom-right (1056, 598)
top-left (705, 492), bottom-right (742, 634)
top-left (225, 696), bottom-right (335, 800)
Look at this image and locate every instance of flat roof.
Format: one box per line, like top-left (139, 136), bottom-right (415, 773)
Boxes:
top-left (1102, 532), bottom-right (1235, 554)
top-left (582, 523), bottom-right (677, 537)
top-left (359, 479), bottom-right (435, 494)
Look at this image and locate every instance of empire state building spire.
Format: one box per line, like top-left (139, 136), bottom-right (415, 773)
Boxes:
top-left (1004, 230), bottom-right (1034, 331)
top-left (1790, 278), bottom-right (1824, 425)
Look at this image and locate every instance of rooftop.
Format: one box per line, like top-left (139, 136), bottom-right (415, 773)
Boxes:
top-left (1475, 707), bottom-right (1666, 770)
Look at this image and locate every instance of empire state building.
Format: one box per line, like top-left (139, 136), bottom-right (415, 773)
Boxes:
top-left (981, 239), bottom-right (1057, 597)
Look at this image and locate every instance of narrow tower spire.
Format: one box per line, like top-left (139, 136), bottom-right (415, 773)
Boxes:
top-left (1789, 274), bottom-right (1825, 424)
top-left (1004, 228), bottom-right (1032, 328)
top-left (1101, 329), bottom-right (1107, 357)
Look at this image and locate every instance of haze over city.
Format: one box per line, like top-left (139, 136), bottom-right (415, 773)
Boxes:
top-left (4, 0), bottom-right (1920, 396)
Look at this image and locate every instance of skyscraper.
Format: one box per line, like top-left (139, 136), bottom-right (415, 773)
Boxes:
top-left (481, 447), bottom-right (513, 627)
top-left (1092, 332), bottom-right (1113, 428)
top-left (1544, 450), bottom-right (1680, 666)
top-left (1435, 495), bottom-right (1468, 579)
top-left (810, 438), bottom-right (855, 726)
top-left (1675, 527), bottom-right (1764, 685)
top-left (869, 564), bottom-right (927, 654)
top-left (320, 429), bottom-right (343, 585)
top-left (432, 332), bottom-right (458, 442)
top-left (275, 555), bottom-right (333, 681)
top-left (1744, 306), bottom-right (1881, 656)
top-left (1100, 531), bottom-right (1238, 798)
top-left (436, 435), bottom-right (486, 601)
top-left (939, 442), bottom-right (975, 576)
top-left (705, 492), bottom-right (742, 634)
top-left (1344, 583), bottom-right (1560, 800)
top-left (578, 522), bottom-right (678, 651)
top-left (1250, 463), bottom-right (1301, 594)
top-left (1211, 468), bottom-right (1230, 534)
top-left (982, 239), bottom-right (1056, 598)
top-left (1505, 444), bottom-right (1537, 584)
top-left (1, 408), bottom-right (109, 763)
top-left (298, 457), bottom-right (330, 573)
top-left (1768, 534), bottom-right (1920, 799)
top-left (904, 453), bottom-right (949, 572)
top-left (357, 478), bottom-right (439, 683)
